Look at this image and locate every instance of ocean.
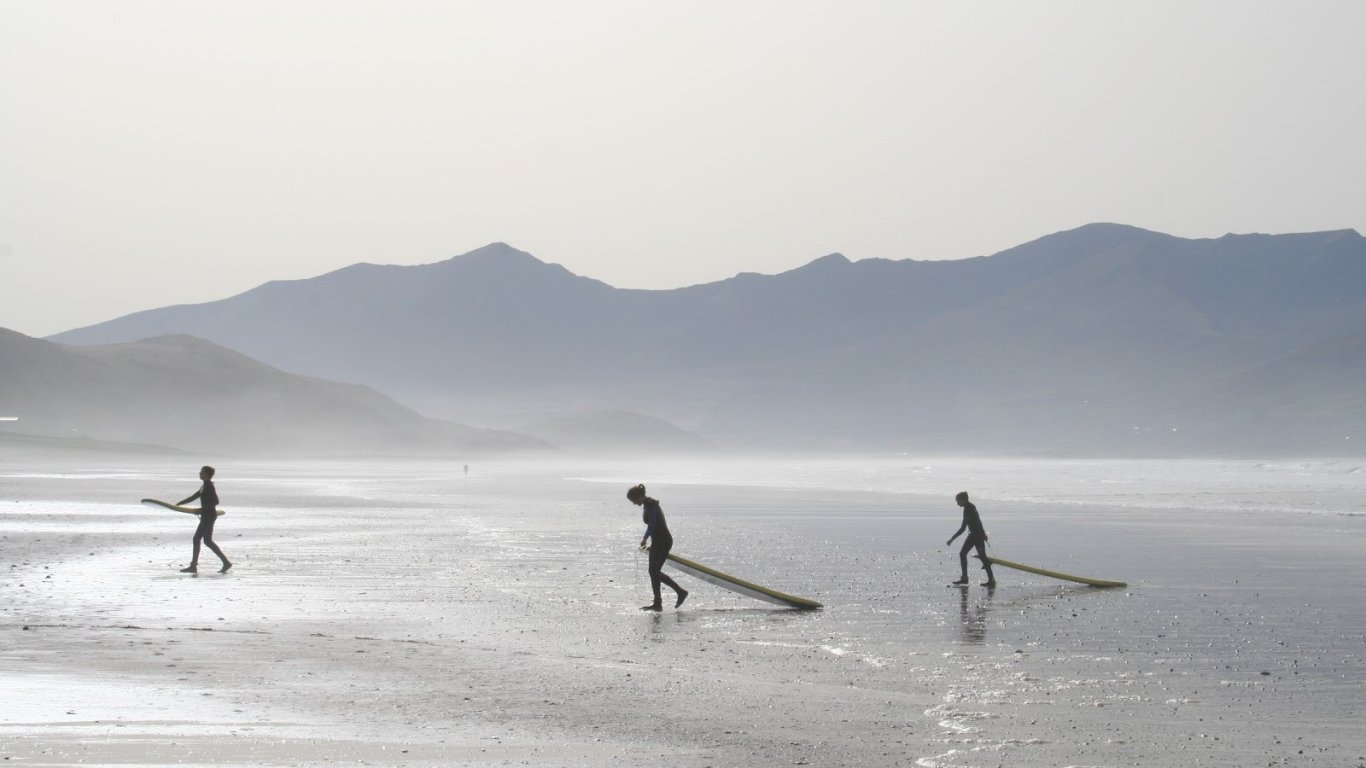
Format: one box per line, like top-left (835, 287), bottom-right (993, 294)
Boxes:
top-left (3, 456), bottom-right (1363, 767)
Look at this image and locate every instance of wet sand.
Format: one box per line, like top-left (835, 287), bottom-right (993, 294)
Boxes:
top-left (3, 457), bottom-right (1364, 767)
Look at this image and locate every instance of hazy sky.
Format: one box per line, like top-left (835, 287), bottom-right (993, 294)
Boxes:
top-left (3, 2), bottom-right (1363, 337)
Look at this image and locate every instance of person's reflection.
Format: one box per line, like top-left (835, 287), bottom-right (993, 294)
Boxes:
top-left (646, 609), bottom-right (689, 639)
top-left (958, 584), bottom-right (994, 644)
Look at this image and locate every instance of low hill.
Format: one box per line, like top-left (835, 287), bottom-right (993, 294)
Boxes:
top-left (0, 329), bottom-right (547, 457)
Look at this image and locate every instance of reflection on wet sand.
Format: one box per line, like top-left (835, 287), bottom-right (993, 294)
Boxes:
top-left (957, 584), bottom-right (993, 644)
top-left (3, 458), bottom-right (1364, 768)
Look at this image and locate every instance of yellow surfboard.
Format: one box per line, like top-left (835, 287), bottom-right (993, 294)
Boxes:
top-left (982, 554), bottom-right (1126, 588)
top-left (141, 498), bottom-right (225, 516)
top-left (666, 552), bottom-right (822, 609)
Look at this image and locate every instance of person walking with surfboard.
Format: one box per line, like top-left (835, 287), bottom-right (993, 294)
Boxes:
top-left (947, 491), bottom-right (995, 587)
top-left (179, 465), bottom-right (231, 574)
top-left (628, 484), bottom-right (688, 611)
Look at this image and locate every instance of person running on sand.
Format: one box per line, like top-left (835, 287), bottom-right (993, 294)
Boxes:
top-left (179, 465), bottom-right (231, 574)
top-left (947, 491), bottom-right (995, 587)
top-left (628, 484), bottom-right (687, 611)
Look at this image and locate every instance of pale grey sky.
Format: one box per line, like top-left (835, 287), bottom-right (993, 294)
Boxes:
top-left (2, 1), bottom-right (1363, 337)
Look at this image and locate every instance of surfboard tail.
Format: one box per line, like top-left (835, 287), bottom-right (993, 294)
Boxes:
top-left (984, 554), bottom-right (1127, 588)
top-left (666, 552), bottom-right (822, 609)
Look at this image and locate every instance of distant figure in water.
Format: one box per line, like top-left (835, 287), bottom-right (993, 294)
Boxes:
top-left (627, 484), bottom-right (688, 611)
top-left (947, 491), bottom-right (995, 587)
top-left (179, 465), bottom-right (231, 574)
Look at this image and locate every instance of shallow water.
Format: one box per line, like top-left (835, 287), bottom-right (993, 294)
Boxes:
top-left (2, 456), bottom-right (1364, 767)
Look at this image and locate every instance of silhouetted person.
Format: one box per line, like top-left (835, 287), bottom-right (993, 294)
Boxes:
top-left (947, 491), bottom-right (995, 587)
top-left (628, 484), bottom-right (687, 611)
top-left (179, 465), bottom-right (230, 574)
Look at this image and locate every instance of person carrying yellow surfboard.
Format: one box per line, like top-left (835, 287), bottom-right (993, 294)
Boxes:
top-left (947, 491), bottom-right (995, 587)
top-left (178, 465), bottom-right (231, 574)
top-left (628, 484), bottom-right (688, 611)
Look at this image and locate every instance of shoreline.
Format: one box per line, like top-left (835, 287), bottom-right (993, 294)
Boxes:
top-left (4, 457), bottom-right (1364, 767)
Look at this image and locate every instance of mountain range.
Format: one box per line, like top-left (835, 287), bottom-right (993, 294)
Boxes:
top-left (40, 223), bottom-right (1366, 456)
top-left (0, 330), bottom-right (547, 457)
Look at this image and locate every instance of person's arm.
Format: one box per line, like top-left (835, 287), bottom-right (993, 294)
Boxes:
top-left (946, 519), bottom-right (967, 546)
top-left (178, 486), bottom-right (203, 507)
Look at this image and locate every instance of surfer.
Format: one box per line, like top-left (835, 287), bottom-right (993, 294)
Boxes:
top-left (178, 465), bottom-right (231, 574)
top-left (947, 491), bottom-right (995, 587)
top-left (628, 484), bottom-right (688, 611)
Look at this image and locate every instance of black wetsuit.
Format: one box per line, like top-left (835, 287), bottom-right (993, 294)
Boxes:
top-left (642, 497), bottom-right (683, 603)
top-left (955, 501), bottom-right (994, 582)
top-left (182, 480), bottom-right (228, 568)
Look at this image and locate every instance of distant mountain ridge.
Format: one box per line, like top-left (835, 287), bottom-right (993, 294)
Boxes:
top-left (48, 224), bottom-right (1366, 455)
top-left (0, 329), bottom-right (547, 456)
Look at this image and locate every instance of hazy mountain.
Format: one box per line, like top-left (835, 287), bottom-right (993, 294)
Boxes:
top-left (0, 329), bottom-right (548, 457)
top-left (517, 410), bottom-right (719, 456)
top-left (48, 225), bottom-right (1366, 455)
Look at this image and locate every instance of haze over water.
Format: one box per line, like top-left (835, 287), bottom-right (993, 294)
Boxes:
top-left (3, 456), bottom-right (1364, 766)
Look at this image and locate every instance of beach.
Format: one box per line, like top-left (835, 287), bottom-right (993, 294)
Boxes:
top-left (3, 456), bottom-right (1364, 767)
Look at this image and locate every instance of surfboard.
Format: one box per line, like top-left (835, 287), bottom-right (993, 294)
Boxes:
top-left (141, 498), bottom-right (225, 516)
top-left (981, 554), bottom-right (1126, 588)
top-left (665, 552), bottom-right (822, 609)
